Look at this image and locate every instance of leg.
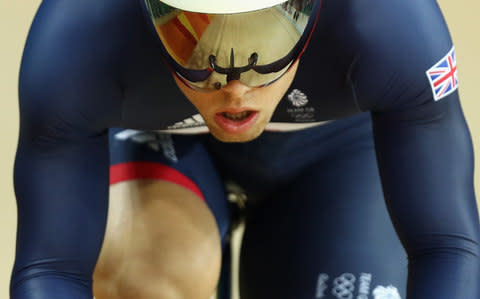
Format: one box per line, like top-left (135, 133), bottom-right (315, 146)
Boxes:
top-left (239, 135), bottom-right (407, 299)
top-left (94, 179), bottom-right (221, 299)
top-left (94, 130), bottom-right (230, 299)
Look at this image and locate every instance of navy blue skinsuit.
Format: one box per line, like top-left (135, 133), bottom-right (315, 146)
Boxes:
top-left (13, 0), bottom-right (480, 298)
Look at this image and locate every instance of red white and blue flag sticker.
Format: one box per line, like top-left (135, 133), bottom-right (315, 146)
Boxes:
top-left (426, 46), bottom-right (458, 101)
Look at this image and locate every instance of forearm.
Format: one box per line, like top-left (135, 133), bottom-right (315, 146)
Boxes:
top-left (372, 97), bottom-right (480, 298)
top-left (12, 135), bottom-right (109, 298)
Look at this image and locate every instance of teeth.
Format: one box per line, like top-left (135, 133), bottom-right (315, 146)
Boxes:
top-left (223, 111), bottom-right (251, 121)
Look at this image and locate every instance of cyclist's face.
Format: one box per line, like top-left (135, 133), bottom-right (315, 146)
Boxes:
top-left (175, 61), bottom-right (299, 142)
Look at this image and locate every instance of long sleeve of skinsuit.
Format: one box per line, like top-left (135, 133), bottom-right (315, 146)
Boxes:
top-left (11, 0), bottom-right (198, 296)
top-left (345, 0), bottom-right (480, 297)
top-left (11, 0), bottom-right (125, 297)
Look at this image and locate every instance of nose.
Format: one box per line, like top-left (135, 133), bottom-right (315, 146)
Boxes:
top-left (220, 80), bottom-right (251, 98)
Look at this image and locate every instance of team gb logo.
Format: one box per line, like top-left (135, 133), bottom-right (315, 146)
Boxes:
top-left (372, 285), bottom-right (401, 299)
top-left (287, 89), bottom-right (309, 107)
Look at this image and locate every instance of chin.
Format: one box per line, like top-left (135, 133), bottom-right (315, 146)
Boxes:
top-left (209, 126), bottom-right (265, 143)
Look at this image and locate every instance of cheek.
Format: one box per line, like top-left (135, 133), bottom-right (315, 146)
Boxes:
top-left (190, 94), bottom-right (219, 112)
top-left (173, 77), bottom-right (218, 115)
top-left (195, 102), bottom-right (215, 119)
top-left (259, 87), bottom-right (286, 112)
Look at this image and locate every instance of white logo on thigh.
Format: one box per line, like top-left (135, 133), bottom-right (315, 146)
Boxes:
top-left (373, 285), bottom-right (401, 299)
top-left (157, 134), bottom-right (178, 163)
top-left (114, 130), bottom-right (178, 163)
top-left (332, 273), bottom-right (356, 299)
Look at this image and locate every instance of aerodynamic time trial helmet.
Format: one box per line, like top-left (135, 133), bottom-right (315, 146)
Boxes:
top-left (142, 0), bottom-right (323, 91)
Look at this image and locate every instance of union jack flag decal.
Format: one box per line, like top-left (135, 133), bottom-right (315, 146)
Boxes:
top-left (426, 46), bottom-right (458, 101)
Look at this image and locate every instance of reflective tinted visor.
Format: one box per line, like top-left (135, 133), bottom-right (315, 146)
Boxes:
top-left (144, 0), bottom-right (321, 90)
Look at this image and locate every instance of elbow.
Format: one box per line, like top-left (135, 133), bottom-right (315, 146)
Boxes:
top-left (10, 260), bottom-right (93, 298)
top-left (405, 232), bottom-right (480, 262)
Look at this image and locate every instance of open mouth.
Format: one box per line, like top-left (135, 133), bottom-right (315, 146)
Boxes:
top-left (221, 111), bottom-right (253, 121)
top-left (214, 110), bottom-right (259, 134)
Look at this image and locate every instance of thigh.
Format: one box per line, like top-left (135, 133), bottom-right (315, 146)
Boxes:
top-left (239, 137), bottom-right (407, 299)
top-left (95, 179), bottom-right (222, 299)
top-left (94, 129), bottom-right (231, 299)
top-left (107, 129), bottom-right (230, 237)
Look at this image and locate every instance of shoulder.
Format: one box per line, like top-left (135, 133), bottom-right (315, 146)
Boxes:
top-left (18, 0), bottom-right (143, 133)
top-left (336, 0), bottom-right (456, 111)
top-left (23, 0), bottom-right (144, 72)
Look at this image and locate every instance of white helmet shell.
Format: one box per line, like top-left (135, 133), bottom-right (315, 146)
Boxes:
top-left (158, 0), bottom-right (287, 14)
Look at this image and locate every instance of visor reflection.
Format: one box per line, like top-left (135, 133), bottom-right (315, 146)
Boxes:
top-left (145, 0), bottom-right (317, 89)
